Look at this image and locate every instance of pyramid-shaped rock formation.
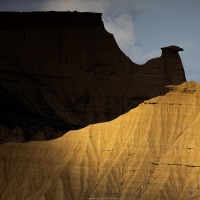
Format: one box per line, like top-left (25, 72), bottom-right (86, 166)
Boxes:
top-left (1, 81), bottom-right (200, 199)
top-left (0, 12), bottom-right (186, 142)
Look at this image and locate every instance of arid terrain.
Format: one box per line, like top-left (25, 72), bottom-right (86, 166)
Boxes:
top-left (1, 11), bottom-right (197, 200)
top-left (0, 12), bottom-right (186, 142)
top-left (1, 81), bottom-right (200, 199)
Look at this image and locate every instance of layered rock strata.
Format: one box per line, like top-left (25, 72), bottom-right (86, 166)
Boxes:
top-left (1, 81), bottom-right (200, 199)
top-left (0, 12), bottom-right (186, 142)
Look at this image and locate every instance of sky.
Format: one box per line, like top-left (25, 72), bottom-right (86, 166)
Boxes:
top-left (0, 0), bottom-right (200, 82)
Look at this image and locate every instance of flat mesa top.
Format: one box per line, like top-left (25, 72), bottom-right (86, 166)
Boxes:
top-left (0, 11), bottom-right (103, 27)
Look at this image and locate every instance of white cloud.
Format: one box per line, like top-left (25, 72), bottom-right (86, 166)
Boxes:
top-left (103, 15), bottom-right (137, 49)
top-left (40, 0), bottom-right (106, 12)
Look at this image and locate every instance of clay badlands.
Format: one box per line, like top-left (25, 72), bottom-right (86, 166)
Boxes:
top-left (1, 81), bottom-right (200, 199)
top-left (0, 12), bottom-right (199, 200)
top-left (0, 12), bottom-right (185, 142)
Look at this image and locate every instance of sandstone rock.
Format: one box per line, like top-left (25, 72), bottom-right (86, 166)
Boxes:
top-left (1, 81), bottom-right (200, 199)
top-left (0, 12), bottom-right (186, 142)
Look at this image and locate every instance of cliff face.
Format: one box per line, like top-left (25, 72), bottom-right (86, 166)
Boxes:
top-left (1, 81), bottom-right (200, 199)
top-left (0, 12), bottom-right (186, 142)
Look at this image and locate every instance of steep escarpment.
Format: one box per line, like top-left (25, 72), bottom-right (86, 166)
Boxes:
top-left (0, 12), bottom-right (186, 142)
top-left (1, 81), bottom-right (200, 199)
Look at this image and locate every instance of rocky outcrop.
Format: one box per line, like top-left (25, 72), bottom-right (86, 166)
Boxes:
top-left (1, 81), bottom-right (200, 199)
top-left (0, 12), bottom-right (186, 142)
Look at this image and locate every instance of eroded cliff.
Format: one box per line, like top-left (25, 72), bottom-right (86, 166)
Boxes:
top-left (0, 12), bottom-right (186, 142)
top-left (1, 81), bottom-right (200, 199)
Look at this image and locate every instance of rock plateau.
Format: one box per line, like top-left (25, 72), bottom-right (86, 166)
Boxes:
top-left (0, 12), bottom-right (186, 142)
top-left (1, 81), bottom-right (200, 199)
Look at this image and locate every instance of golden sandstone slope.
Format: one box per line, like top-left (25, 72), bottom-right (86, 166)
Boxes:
top-left (1, 81), bottom-right (200, 199)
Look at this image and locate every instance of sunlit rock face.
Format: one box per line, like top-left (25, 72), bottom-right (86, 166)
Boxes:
top-left (1, 81), bottom-right (200, 199)
top-left (0, 12), bottom-right (186, 142)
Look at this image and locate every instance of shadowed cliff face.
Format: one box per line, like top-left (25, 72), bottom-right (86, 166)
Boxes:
top-left (0, 12), bottom-right (186, 142)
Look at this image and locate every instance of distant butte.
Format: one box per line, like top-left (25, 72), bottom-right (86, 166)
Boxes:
top-left (0, 12), bottom-right (186, 142)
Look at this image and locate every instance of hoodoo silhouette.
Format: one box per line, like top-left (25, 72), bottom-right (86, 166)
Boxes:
top-left (0, 12), bottom-right (186, 142)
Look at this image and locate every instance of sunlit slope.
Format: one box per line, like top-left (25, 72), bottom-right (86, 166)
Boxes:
top-left (1, 81), bottom-right (200, 199)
